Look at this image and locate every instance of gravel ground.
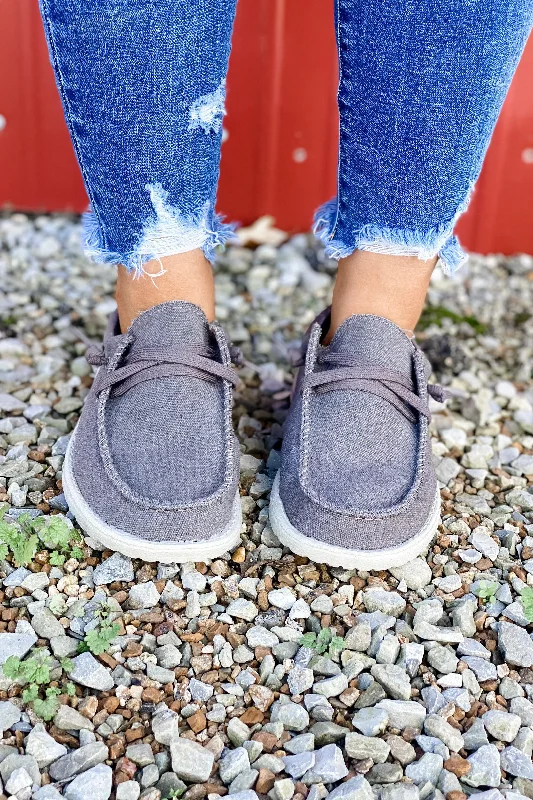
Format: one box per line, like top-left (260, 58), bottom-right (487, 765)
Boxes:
top-left (0, 212), bottom-right (533, 800)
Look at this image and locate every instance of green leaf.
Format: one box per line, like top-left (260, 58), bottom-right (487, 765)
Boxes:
top-left (2, 656), bottom-right (23, 680)
top-left (60, 658), bottom-right (74, 673)
top-left (65, 682), bottom-right (76, 696)
top-left (33, 693), bottom-right (60, 721)
top-left (49, 551), bottom-right (66, 566)
top-left (21, 653), bottom-right (52, 685)
top-left (520, 586), bottom-right (533, 622)
top-left (35, 516), bottom-right (73, 552)
top-left (0, 518), bottom-right (39, 566)
top-left (84, 623), bottom-right (120, 656)
top-left (70, 547), bottom-right (84, 561)
top-left (0, 542), bottom-right (8, 561)
top-left (299, 632), bottom-right (318, 649)
top-left (22, 684), bottom-right (39, 703)
top-left (328, 636), bottom-right (346, 656)
top-left (473, 581), bottom-right (499, 601)
top-left (316, 627), bottom-right (333, 654)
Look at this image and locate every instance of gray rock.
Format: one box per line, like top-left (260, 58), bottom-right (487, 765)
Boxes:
top-left (246, 626), bottom-right (279, 648)
top-left (463, 718), bottom-right (490, 751)
top-left (327, 776), bottom-right (373, 800)
top-left (0, 632), bottom-right (37, 665)
top-left (5, 767), bottom-right (33, 795)
top-left (306, 744), bottom-right (348, 783)
top-left (25, 724), bottom-right (67, 767)
top-left (170, 738), bottom-right (215, 782)
top-left (352, 707), bottom-right (388, 736)
top-left (405, 752), bottom-right (443, 786)
top-left (380, 786), bottom-right (419, 800)
top-left (30, 608), bottom-right (65, 639)
top-left (68, 652), bottom-right (114, 690)
top-left (116, 782), bottom-right (141, 800)
top-left (463, 744), bottom-right (502, 787)
top-left (227, 599), bottom-right (259, 621)
top-left (49, 742), bottom-right (109, 781)
top-left (499, 622), bottom-right (533, 667)
top-left (271, 701), bottom-right (309, 731)
top-left (309, 722), bottom-right (347, 746)
top-left (0, 754), bottom-right (40, 788)
top-left (500, 747), bottom-right (533, 779)
top-left (226, 793), bottom-right (258, 800)
top-left (413, 620), bottom-right (464, 644)
top-left (284, 733), bottom-right (315, 755)
top-left (367, 763), bottom-right (403, 785)
top-left (127, 581), bottom-right (161, 609)
top-left (371, 664), bottom-right (411, 700)
top-left (399, 642), bottom-right (425, 678)
top-left (64, 764), bottom-right (112, 800)
top-left (345, 732), bottom-right (390, 763)
top-left (426, 644), bottom-right (459, 674)
top-left (151, 709), bottom-right (179, 745)
top-left (227, 717), bottom-right (251, 747)
top-left (50, 636), bottom-right (79, 658)
top-left (126, 744), bottom-right (154, 767)
top-left (344, 623), bottom-right (372, 652)
top-left (33, 788), bottom-right (64, 800)
top-left (483, 710), bottom-right (522, 742)
top-left (54, 704), bottom-right (95, 731)
top-left (386, 734), bottom-right (416, 765)
top-left (510, 697), bottom-right (533, 727)
top-left (219, 747), bottom-right (250, 785)
top-left (462, 656), bottom-right (498, 681)
top-left (312, 673), bottom-right (348, 698)
top-left (288, 667), bottom-right (314, 696)
top-left (362, 589), bottom-right (406, 617)
top-left (93, 553), bottom-right (134, 585)
top-left (282, 751), bottom-right (315, 779)
top-left (0, 701), bottom-right (21, 733)
top-left (390, 559), bottom-right (432, 590)
top-left (457, 638), bottom-right (492, 660)
top-left (376, 700), bottom-right (426, 730)
top-left (423, 715), bottom-right (464, 752)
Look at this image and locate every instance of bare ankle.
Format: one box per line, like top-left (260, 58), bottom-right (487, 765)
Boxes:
top-left (325, 249), bottom-right (437, 344)
top-left (115, 249), bottom-right (215, 332)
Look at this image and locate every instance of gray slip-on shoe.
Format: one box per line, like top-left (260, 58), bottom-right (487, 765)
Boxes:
top-left (62, 301), bottom-right (242, 562)
top-left (270, 310), bottom-right (443, 570)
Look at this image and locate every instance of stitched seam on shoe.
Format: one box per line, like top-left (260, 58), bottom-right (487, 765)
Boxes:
top-left (96, 325), bottom-right (236, 510)
top-left (298, 331), bottom-right (429, 519)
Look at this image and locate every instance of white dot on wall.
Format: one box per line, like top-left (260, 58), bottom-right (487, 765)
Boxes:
top-left (293, 147), bottom-right (308, 163)
top-left (522, 148), bottom-right (533, 164)
top-left (222, 127), bottom-right (229, 143)
top-left (0, 115), bottom-right (6, 133)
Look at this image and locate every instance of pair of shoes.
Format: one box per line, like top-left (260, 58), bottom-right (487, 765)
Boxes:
top-left (63, 301), bottom-right (442, 568)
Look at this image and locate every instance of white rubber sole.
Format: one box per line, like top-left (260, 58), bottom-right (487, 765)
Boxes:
top-left (62, 437), bottom-right (242, 563)
top-left (269, 472), bottom-right (441, 570)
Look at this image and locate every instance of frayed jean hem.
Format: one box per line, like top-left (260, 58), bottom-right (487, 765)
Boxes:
top-left (83, 182), bottom-right (237, 275)
top-left (313, 198), bottom-right (468, 276)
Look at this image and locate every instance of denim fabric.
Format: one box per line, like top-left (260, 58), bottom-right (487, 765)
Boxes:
top-left (70, 301), bottom-right (240, 541)
top-left (315, 0), bottom-right (533, 273)
top-left (278, 313), bottom-right (439, 550)
top-left (39, 1), bottom-right (533, 273)
top-left (38, 0), bottom-right (238, 272)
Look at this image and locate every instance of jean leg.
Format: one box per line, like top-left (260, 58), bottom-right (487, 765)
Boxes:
top-left (38, 0), bottom-right (238, 273)
top-left (315, 0), bottom-right (533, 274)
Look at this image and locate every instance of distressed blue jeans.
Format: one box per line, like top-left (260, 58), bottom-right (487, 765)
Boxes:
top-left (39, 0), bottom-right (533, 276)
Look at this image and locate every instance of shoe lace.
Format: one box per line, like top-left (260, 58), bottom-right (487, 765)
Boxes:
top-left (75, 329), bottom-right (242, 397)
top-left (303, 350), bottom-right (450, 423)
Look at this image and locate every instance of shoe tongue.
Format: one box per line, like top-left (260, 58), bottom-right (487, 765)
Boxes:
top-left (127, 301), bottom-right (212, 352)
top-left (326, 314), bottom-right (414, 375)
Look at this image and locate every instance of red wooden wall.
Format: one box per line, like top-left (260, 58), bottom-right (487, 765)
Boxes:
top-left (0, 0), bottom-right (532, 254)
